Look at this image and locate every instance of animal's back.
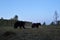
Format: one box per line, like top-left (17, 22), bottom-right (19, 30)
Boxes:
top-left (14, 21), bottom-right (25, 26)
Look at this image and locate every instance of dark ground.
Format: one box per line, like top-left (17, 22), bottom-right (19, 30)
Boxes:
top-left (0, 26), bottom-right (60, 40)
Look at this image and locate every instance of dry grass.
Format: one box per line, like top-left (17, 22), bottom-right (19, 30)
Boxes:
top-left (0, 26), bottom-right (60, 40)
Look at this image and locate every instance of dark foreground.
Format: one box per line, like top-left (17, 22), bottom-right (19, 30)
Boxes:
top-left (0, 26), bottom-right (60, 40)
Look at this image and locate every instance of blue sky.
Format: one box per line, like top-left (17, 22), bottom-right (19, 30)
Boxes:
top-left (0, 0), bottom-right (60, 24)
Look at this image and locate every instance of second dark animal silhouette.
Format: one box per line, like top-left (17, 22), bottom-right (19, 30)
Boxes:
top-left (32, 23), bottom-right (41, 28)
top-left (14, 21), bottom-right (25, 29)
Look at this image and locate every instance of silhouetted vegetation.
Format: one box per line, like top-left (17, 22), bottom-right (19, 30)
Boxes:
top-left (43, 22), bottom-right (46, 25)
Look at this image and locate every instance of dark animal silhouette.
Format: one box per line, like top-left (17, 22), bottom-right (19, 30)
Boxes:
top-left (14, 21), bottom-right (25, 29)
top-left (32, 23), bottom-right (41, 28)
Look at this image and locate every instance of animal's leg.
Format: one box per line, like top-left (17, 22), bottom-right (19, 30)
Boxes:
top-left (19, 26), bottom-right (22, 29)
top-left (23, 26), bottom-right (25, 29)
top-left (14, 25), bottom-right (17, 29)
top-left (32, 25), bottom-right (35, 28)
top-left (36, 26), bottom-right (39, 28)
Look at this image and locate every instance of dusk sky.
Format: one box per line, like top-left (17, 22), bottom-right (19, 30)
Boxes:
top-left (0, 0), bottom-right (60, 24)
